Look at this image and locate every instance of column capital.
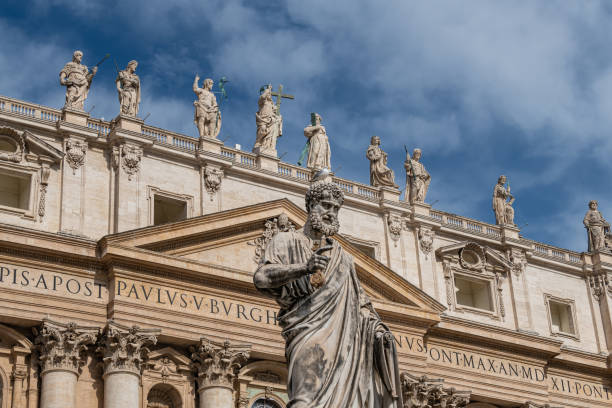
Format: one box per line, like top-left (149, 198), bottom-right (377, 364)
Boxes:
top-left (98, 320), bottom-right (160, 376)
top-left (190, 337), bottom-right (250, 391)
top-left (34, 319), bottom-right (99, 375)
top-left (401, 373), bottom-right (471, 408)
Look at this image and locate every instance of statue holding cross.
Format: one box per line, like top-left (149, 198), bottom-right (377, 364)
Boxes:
top-left (253, 84), bottom-right (294, 156)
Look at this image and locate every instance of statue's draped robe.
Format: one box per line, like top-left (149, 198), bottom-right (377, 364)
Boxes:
top-left (116, 70), bottom-right (141, 116)
top-left (259, 231), bottom-right (402, 408)
top-left (584, 209), bottom-right (610, 251)
top-left (404, 159), bottom-right (430, 203)
top-left (492, 184), bottom-right (509, 225)
top-left (60, 62), bottom-right (92, 110)
top-left (304, 125), bottom-right (331, 170)
top-left (367, 145), bottom-right (397, 188)
top-left (254, 95), bottom-right (281, 152)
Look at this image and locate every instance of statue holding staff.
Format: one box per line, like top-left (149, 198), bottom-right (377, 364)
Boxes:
top-left (492, 175), bottom-right (514, 225)
top-left (254, 85), bottom-right (282, 155)
top-left (59, 50), bottom-right (98, 110)
top-left (193, 75), bottom-right (221, 139)
top-left (116, 60), bottom-right (141, 116)
top-left (404, 148), bottom-right (430, 203)
top-left (254, 173), bottom-right (403, 408)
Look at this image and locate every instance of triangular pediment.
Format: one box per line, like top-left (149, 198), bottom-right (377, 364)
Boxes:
top-left (99, 199), bottom-right (444, 325)
top-left (436, 241), bottom-right (512, 271)
top-left (0, 125), bottom-right (63, 163)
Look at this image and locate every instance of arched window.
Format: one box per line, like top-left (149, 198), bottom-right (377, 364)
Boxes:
top-left (250, 398), bottom-right (282, 408)
top-left (146, 383), bottom-right (182, 408)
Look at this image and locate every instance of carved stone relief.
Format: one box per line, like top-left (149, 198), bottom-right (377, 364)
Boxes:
top-left (38, 163), bottom-right (51, 220)
top-left (248, 214), bottom-right (295, 263)
top-left (33, 319), bottom-right (98, 375)
top-left (190, 337), bottom-right (250, 390)
top-left (98, 321), bottom-right (160, 375)
top-left (121, 144), bottom-right (143, 180)
top-left (401, 372), bottom-right (470, 408)
top-left (387, 213), bottom-right (402, 247)
top-left (459, 243), bottom-right (486, 271)
top-left (0, 130), bottom-right (25, 163)
top-left (417, 226), bottom-right (434, 259)
top-left (589, 273), bottom-right (612, 301)
top-left (508, 248), bottom-right (527, 276)
top-left (65, 139), bottom-right (87, 174)
top-left (203, 165), bottom-right (224, 200)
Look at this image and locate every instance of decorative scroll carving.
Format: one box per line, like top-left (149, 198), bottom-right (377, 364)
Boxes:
top-left (387, 213), bottom-right (402, 246)
top-left (442, 260), bottom-right (454, 308)
top-left (589, 273), bottom-right (611, 301)
top-left (121, 144), bottom-right (143, 180)
top-left (203, 165), bottom-right (224, 199)
top-left (248, 214), bottom-right (294, 263)
top-left (495, 273), bottom-right (506, 319)
top-left (98, 321), bottom-right (160, 375)
top-left (190, 337), bottom-right (250, 390)
top-left (401, 372), bottom-right (470, 408)
top-left (34, 319), bottom-right (98, 375)
top-left (65, 139), bottom-right (87, 174)
top-left (459, 243), bottom-right (485, 271)
top-left (417, 226), bottom-right (434, 259)
top-left (0, 128), bottom-right (25, 163)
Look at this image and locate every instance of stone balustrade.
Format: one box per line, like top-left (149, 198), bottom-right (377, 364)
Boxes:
top-left (0, 95), bottom-right (61, 122)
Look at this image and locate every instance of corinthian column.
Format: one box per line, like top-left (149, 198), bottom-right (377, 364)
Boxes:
top-left (34, 319), bottom-right (99, 408)
top-left (190, 338), bottom-right (250, 408)
top-left (98, 321), bottom-right (160, 408)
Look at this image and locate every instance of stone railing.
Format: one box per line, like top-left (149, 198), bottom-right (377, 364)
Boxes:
top-left (219, 146), bottom-right (257, 167)
top-left (430, 209), bottom-right (502, 239)
top-left (142, 124), bottom-right (197, 151)
top-left (0, 95), bottom-right (61, 122)
top-left (87, 118), bottom-right (111, 136)
top-left (528, 240), bottom-right (582, 264)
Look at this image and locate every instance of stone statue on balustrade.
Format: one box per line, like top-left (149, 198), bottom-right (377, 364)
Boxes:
top-left (254, 173), bottom-right (403, 408)
top-left (302, 113), bottom-right (331, 171)
top-left (116, 60), bottom-right (141, 116)
top-left (583, 200), bottom-right (612, 252)
top-left (253, 85), bottom-right (282, 155)
top-left (492, 175), bottom-right (515, 225)
top-left (404, 148), bottom-right (430, 204)
top-left (59, 50), bottom-right (98, 111)
top-left (367, 136), bottom-right (398, 188)
top-left (193, 75), bottom-right (221, 139)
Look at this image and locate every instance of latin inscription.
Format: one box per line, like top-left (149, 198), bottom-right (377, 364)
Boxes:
top-left (115, 278), bottom-right (279, 326)
top-left (0, 264), bottom-right (107, 301)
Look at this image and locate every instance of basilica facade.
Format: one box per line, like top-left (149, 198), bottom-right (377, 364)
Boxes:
top-left (0, 90), bottom-right (609, 408)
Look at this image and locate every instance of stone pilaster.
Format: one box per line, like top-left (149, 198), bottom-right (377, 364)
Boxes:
top-left (98, 321), bottom-right (160, 408)
top-left (202, 163), bottom-right (224, 214)
top-left (401, 372), bottom-right (471, 408)
top-left (34, 319), bottom-right (98, 408)
top-left (112, 142), bottom-right (144, 232)
top-left (190, 338), bottom-right (250, 408)
top-left (60, 137), bottom-right (87, 234)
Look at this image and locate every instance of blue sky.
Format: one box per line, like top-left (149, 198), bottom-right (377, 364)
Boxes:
top-left (2, 0), bottom-right (612, 251)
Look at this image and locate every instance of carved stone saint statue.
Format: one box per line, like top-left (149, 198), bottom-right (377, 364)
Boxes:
top-left (116, 60), bottom-right (141, 116)
top-left (404, 148), bottom-right (430, 204)
top-left (492, 175), bottom-right (514, 225)
top-left (193, 75), bottom-right (221, 139)
top-left (254, 175), bottom-right (403, 408)
top-left (366, 136), bottom-right (398, 188)
top-left (253, 85), bottom-right (282, 155)
top-left (303, 113), bottom-right (331, 171)
top-left (59, 50), bottom-right (97, 110)
top-left (583, 200), bottom-right (611, 252)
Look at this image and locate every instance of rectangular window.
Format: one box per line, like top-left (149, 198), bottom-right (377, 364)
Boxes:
top-left (153, 194), bottom-right (187, 225)
top-left (548, 299), bottom-right (575, 335)
top-left (352, 242), bottom-right (376, 259)
top-left (0, 172), bottom-right (31, 210)
top-left (454, 275), bottom-right (493, 311)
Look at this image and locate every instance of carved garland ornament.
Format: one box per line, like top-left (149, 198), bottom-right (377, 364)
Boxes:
top-left (34, 320), bottom-right (98, 375)
top-left (38, 164), bottom-right (51, 220)
top-left (589, 273), bottom-right (612, 301)
top-left (204, 165), bottom-right (224, 199)
top-left (65, 139), bottom-right (87, 174)
top-left (509, 249), bottom-right (527, 276)
top-left (387, 213), bottom-right (402, 246)
top-left (417, 226), bottom-right (434, 258)
top-left (190, 337), bottom-right (250, 390)
top-left (121, 144), bottom-right (143, 180)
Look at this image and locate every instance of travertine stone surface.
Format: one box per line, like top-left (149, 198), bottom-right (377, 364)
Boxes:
top-left (254, 85), bottom-right (281, 156)
top-left (303, 113), bottom-right (331, 170)
top-left (59, 50), bottom-right (97, 110)
top-left (116, 60), bottom-right (140, 116)
top-left (103, 370), bottom-right (139, 408)
top-left (40, 369), bottom-right (78, 408)
top-left (405, 148), bottom-right (430, 204)
top-left (193, 75), bottom-right (221, 139)
top-left (584, 200), bottom-right (611, 252)
top-left (191, 338), bottom-right (250, 408)
top-left (366, 136), bottom-right (397, 188)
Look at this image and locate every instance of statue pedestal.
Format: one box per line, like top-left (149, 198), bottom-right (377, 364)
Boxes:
top-left (379, 186), bottom-right (401, 202)
top-left (412, 201), bottom-right (432, 218)
top-left (112, 114), bottom-right (143, 134)
top-left (199, 137), bottom-right (224, 155)
top-left (256, 152), bottom-right (279, 172)
top-left (252, 146), bottom-right (277, 158)
top-left (501, 224), bottom-right (520, 240)
top-left (61, 108), bottom-right (89, 127)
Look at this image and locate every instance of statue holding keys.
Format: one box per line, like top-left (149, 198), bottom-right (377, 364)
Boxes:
top-left (254, 170), bottom-right (403, 408)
